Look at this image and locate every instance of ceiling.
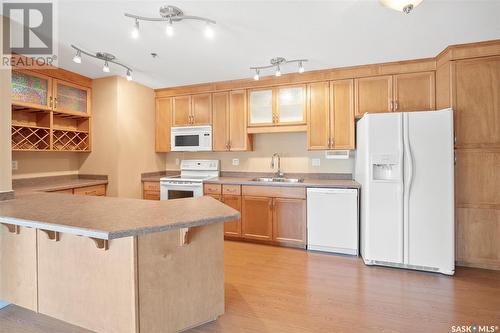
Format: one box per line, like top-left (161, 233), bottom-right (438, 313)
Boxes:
top-left (55, 0), bottom-right (500, 89)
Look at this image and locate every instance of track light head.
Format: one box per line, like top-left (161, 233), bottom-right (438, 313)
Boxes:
top-left (275, 65), bottom-right (281, 77)
top-left (253, 69), bottom-right (260, 81)
top-left (298, 61), bottom-right (304, 73)
top-left (72, 50), bottom-right (82, 64)
top-left (126, 69), bottom-right (133, 81)
top-left (204, 23), bottom-right (215, 39)
top-left (131, 19), bottom-right (140, 39)
top-left (103, 61), bottom-right (110, 73)
top-left (166, 19), bottom-right (174, 37)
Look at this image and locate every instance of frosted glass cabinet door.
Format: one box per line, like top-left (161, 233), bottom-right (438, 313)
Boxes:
top-left (249, 89), bottom-right (273, 125)
top-left (277, 86), bottom-right (306, 124)
top-left (54, 80), bottom-right (90, 114)
top-left (11, 70), bottom-right (52, 110)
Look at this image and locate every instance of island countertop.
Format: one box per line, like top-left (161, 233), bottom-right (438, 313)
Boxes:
top-left (0, 193), bottom-right (240, 240)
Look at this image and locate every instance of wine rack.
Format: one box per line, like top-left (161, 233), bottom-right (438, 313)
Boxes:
top-left (52, 130), bottom-right (89, 151)
top-left (12, 125), bottom-right (50, 151)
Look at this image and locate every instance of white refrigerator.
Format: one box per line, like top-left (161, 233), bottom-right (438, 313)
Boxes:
top-left (355, 109), bottom-right (454, 275)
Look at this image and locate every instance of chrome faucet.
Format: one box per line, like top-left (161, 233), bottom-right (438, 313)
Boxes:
top-left (271, 153), bottom-right (284, 178)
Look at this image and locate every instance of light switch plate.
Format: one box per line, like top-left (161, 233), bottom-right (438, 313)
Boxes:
top-left (11, 160), bottom-right (18, 170)
top-left (175, 158), bottom-right (180, 166)
top-left (232, 158), bottom-right (240, 166)
top-left (311, 158), bottom-right (321, 167)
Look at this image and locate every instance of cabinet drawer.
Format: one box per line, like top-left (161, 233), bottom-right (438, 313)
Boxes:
top-left (204, 183), bottom-right (221, 195)
top-left (143, 181), bottom-right (160, 191)
top-left (242, 185), bottom-right (306, 199)
top-left (74, 184), bottom-right (106, 196)
top-left (222, 185), bottom-right (241, 196)
top-left (143, 190), bottom-right (160, 201)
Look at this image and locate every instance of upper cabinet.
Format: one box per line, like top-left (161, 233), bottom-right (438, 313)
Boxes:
top-left (212, 90), bottom-right (252, 152)
top-left (248, 85), bottom-right (306, 133)
top-left (355, 72), bottom-right (436, 117)
top-left (173, 94), bottom-right (212, 126)
top-left (307, 80), bottom-right (354, 150)
top-left (155, 97), bottom-right (172, 153)
top-left (53, 79), bottom-right (91, 115)
top-left (393, 72), bottom-right (435, 112)
top-left (354, 75), bottom-right (393, 117)
top-left (11, 69), bottom-right (92, 152)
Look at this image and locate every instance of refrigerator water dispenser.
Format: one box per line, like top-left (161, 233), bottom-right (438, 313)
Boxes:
top-left (371, 154), bottom-right (400, 181)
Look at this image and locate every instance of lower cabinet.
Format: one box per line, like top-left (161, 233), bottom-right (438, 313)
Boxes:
top-left (272, 198), bottom-right (307, 247)
top-left (143, 181), bottom-right (160, 200)
top-left (204, 183), bottom-right (307, 248)
top-left (49, 184), bottom-right (107, 196)
top-left (241, 196), bottom-right (273, 241)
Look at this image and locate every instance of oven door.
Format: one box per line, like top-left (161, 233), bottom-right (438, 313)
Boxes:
top-left (160, 183), bottom-right (203, 200)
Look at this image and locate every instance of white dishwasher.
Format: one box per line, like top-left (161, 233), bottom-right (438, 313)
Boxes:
top-left (307, 188), bottom-right (359, 255)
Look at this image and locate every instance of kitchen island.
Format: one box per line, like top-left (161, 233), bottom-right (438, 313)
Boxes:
top-left (0, 193), bottom-right (239, 333)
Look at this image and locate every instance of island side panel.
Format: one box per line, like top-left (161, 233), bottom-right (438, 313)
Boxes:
top-left (138, 223), bottom-right (225, 333)
top-left (0, 226), bottom-right (38, 311)
top-left (37, 233), bottom-right (138, 333)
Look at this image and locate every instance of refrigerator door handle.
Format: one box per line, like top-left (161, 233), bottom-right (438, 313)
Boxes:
top-left (403, 113), bottom-right (414, 264)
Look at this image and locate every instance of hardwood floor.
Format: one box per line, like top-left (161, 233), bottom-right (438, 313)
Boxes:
top-left (1, 241), bottom-right (499, 333)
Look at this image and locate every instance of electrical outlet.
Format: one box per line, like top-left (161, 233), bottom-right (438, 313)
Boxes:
top-left (311, 158), bottom-right (321, 167)
top-left (232, 158), bottom-right (240, 166)
top-left (11, 160), bottom-right (18, 171)
top-left (175, 158), bottom-right (180, 166)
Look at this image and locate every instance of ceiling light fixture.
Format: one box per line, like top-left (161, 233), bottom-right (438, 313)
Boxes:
top-left (131, 19), bottom-right (140, 39)
top-left (380, 0), bottom-right (423, 14)
top-left (71, 45), bottom-right (133, 81)
top-left (72, 50), bottom-right (82, 64)
top-left (250, 57), bottom-right (308, 79)
top-left (125, 5), bottom-right (216, 39)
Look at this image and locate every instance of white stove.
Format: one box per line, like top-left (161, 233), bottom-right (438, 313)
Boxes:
top-left (160, 160), bottom-right (219, 200)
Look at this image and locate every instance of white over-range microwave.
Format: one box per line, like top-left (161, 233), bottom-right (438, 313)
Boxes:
top-left (171, 126), bottom-right (212, 151)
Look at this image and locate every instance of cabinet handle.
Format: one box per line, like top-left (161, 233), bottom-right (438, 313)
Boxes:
top-left (389, 100), bottom-right (394, 111)
top-left (54, 97), bottom-right (58, 109)
top-left (394, 101), bottom-right (399, 111)
top-left (331, 137), bottom-right (335, 148)
top-left (49, 96), bottom-right (53, 108)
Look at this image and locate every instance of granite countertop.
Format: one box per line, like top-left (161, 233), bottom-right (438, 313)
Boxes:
top-left (13, 175), bottom-right (108, 195)
top-left (0, 193), bottom-right (239, 240)
top-left (204, 177), bottom-right (360, 189)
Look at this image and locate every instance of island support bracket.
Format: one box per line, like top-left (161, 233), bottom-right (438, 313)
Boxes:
top-left (40, 229), bottom-right (60, 241)
top-left (179, 227), bottom-right (190, 246)
top-left (90, 237), bottom-right (109, 251)
top-left (1, 223), bottom-right (20, 234)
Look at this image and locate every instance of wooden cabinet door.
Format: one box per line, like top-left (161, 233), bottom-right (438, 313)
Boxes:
top-left (172, 96), bottom-right (191, 126)
top-left (53, 79), bottom-right (91, 115)
top-left (212, 92), bottom-right (229, 151)
top-left (11, 69), bottom-right (53, 111)
top-left (272, 198), bottom-right (306, 248)
top-left (191, 93), bottom-right (212, 125)
top-left (354, 75), bottom-right (393, 117)
top-left (393, 72), bottom-right (435, 112)
top-left (331, 79), bottom-right (355, 149)
top-left (229, 90), bottom-right (252, 151)
top-left (222, 195), bottom-right (242, 237)
top-left (242, 196), bottom-right (273, 241)
top-left (155, 98), bottom-right (172, 152)
top-left (454, 56), bottom-right (500, 147)
top-left (307, 82), bottom-right (330, 150)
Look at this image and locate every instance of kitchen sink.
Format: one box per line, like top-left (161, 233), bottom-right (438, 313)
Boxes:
top-left (252, 177), bottom-right (304, 183)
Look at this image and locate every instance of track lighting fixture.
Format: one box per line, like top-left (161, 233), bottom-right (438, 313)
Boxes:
top-left (125, 5), bottom-right (216, 40)
top-left (250, 57), bottom-right (308, 79)
top-left (71, 45), bottom-right (133, 81)
top-left (72, 50), bottom-right (82, 64)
